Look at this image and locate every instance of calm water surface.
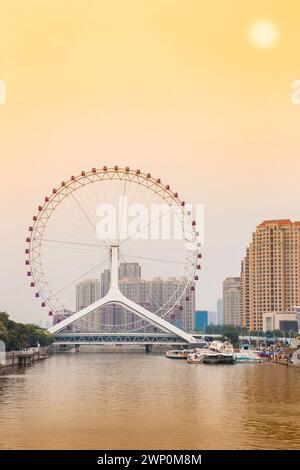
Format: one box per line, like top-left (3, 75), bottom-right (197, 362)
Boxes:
top-left (0, 352), bottom-right (300, 449)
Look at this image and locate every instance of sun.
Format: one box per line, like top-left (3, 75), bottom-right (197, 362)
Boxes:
top-left (249, 20), bottom-right (279, 49)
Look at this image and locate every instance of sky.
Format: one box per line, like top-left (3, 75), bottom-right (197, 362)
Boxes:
top-left (0, 0), bottom-right (300, 325)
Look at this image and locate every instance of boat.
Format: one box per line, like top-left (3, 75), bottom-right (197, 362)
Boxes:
top-left (291, 349), bottom-right (300, 365)
top-left (234, 351), bottom-right (261, 363)
top-left (165, 349), bottom-right (193, 359)
top-left (187, 341), bottom-right (235, 364)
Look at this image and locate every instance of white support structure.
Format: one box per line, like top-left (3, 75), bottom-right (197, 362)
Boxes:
top-left (48, 245), bottom-right (195, 343)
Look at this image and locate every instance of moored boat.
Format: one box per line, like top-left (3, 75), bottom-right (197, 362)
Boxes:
top-left (165, 349), bottom-right (193, 359)
top-left (187, 341), bottom-right (235, 364)
top-left (234, 351), bottom-right (261, 363)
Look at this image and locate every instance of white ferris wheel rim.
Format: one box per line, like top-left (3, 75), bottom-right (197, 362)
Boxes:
top-left (25, 166), bottom-right (200, 330)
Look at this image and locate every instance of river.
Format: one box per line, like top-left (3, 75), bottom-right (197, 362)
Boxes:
top-left (0, 352), bottom-right (300, 449)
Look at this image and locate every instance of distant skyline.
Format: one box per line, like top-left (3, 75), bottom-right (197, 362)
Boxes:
top-left (1, 1), bottom-right (300, 323)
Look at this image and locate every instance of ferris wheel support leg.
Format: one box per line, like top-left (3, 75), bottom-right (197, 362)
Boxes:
top-left (48, 243), bottom-right (195, 344)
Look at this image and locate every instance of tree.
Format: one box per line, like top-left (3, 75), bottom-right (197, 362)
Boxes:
top-left (0, 311), bottom-right (54, 351)
top-left (222, 325), bottom-right (239, 347)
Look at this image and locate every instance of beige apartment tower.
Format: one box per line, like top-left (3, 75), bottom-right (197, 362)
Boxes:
top-left (241, 220), bottom-right (300, 331)
top-left (223, 277), bottom-right (241, 326)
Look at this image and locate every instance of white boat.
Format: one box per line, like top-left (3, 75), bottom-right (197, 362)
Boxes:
top-left (187, 341), bottom-right (235, 364)
top-left (234, 351), bottom-right (261, 363)
top-left (291, 349), bottom-right (300, 365)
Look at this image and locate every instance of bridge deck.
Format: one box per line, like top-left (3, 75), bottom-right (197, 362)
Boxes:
top-left (53, 333), bottom-right (189, 345)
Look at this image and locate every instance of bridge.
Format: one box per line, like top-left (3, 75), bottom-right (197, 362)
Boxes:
top-left (53, 332), bottom-right (189, 346)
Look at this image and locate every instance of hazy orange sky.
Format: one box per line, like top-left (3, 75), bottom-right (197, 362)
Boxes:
top-left (0, 0), bottom-right (300, 324)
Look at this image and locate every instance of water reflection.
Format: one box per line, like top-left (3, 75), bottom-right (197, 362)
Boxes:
top-left (0, 353), bottom-right (299, 449)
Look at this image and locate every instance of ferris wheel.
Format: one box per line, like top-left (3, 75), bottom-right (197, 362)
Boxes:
top-left (25, 166), bottom-right (201, 333)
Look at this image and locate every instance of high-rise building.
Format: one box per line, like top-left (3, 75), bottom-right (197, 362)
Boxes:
top-left (76, 279), bottom-right (100, 311)
top-left (241, 220), bottom-right (300, 331)
top-left (194, 310), bottom-right (208, 332)
top-left (119, 263), bottom-right (141, 280)
top-left (75, 279), bottom-right (101, 331)
top-left (208, 311), bottom-right (217, 325)
top-left (223, 277), bottom-right (241, 326)
top-left (216, 298), bottom-right (223, 325)
top-left (100, 269), bottom-right (110, 297)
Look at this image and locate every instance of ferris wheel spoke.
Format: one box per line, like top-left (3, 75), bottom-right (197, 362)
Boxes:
top-left (119, 205), bottom-right (174, 247)
top-left (117, 178), bottom-right (128, 243)
top-left (121, 253), bottom-right (187, 265)
top-left (42, 238), bottom-right (103, 248)
top-left (70, 192), bottom-right (109, 251)
top-left (52, 256), bottom-right (109, 297)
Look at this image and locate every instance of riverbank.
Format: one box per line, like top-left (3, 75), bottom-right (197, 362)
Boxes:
top-left (0, 346), bottom-right (51, 369)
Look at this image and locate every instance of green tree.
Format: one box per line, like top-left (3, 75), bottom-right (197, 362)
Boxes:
top-left (222, 325), bottom-right (239, 347)
top-left (0, 311), bottom-right (54, 351)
